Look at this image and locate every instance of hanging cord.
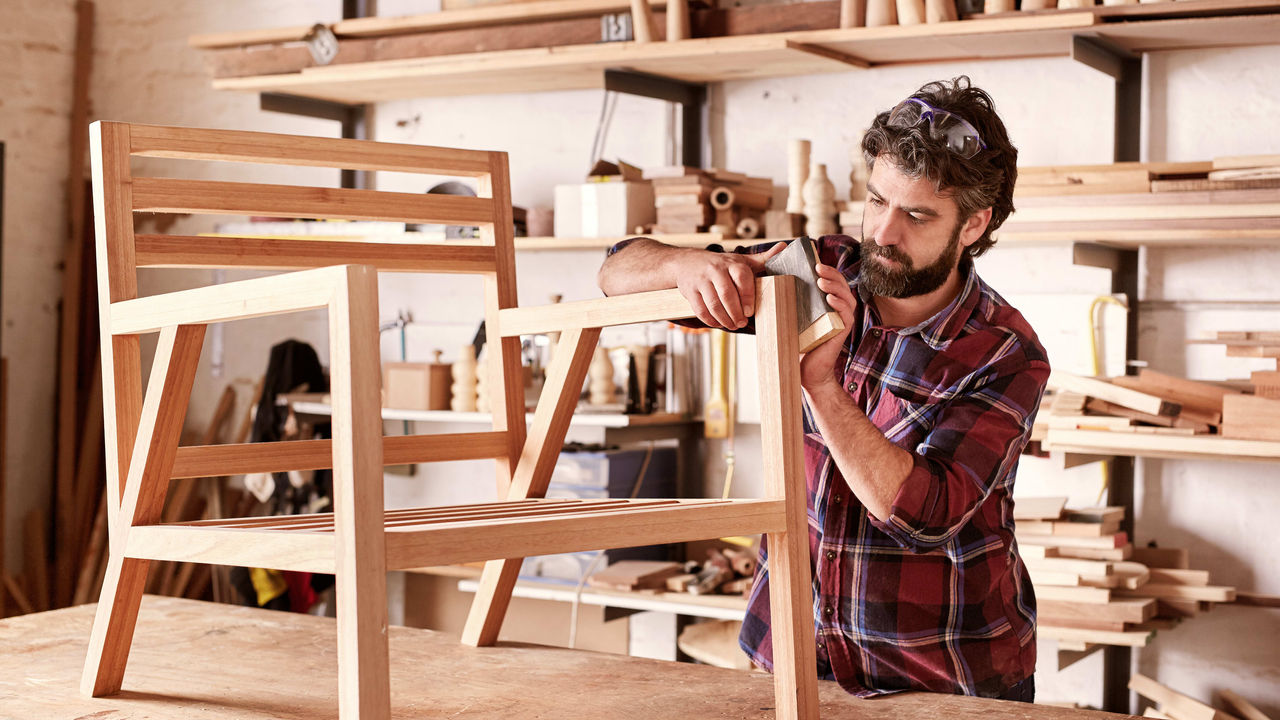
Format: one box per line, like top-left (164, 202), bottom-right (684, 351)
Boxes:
top-left (1088, 295), bottom-right (1129, 504)
top-left (588, 91), bottom-right (619, 168)
top-left (568, 440), bottom-right (655, 648)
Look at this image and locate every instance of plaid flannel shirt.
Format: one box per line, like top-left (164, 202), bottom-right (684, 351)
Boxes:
top-left (722, 234), bottom-right (1049, 698)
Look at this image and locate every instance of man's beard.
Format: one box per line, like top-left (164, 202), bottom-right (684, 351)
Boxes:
top-left (857, 220), bottom-right (963, 299)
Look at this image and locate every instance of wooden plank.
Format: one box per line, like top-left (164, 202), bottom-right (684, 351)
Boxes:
top-left (110, 265), bottom-right (343, 335)
top-left (23, 510), bottom-right (50, 611)
top-left (500, 288), bottom-right (694, 336)
top-left (1213, 153), bottom-right (1280, 171)
top-left (1017, 531), bottom-right (1127, 550)
top-left (1053, 545), bottom-right (1132, 562)
top-left (127, 123), bottom-right (493, 176)
top-left (1012, 495), bottom-right (1067, 520)
top-left (1038, 624), bottom-right (1153, 647)
top-left (1033, 584), bottom-right (1112, 604)
top-left (1049, 371), bottom-right (1180, 417)
top-left (125, 525), bottom-right (335, 573)
top-left (170, 432), bottom-right (510, 478)
top-left (1112, 368), bottom-right (1239, 416)
top-left (89, 121), bottom-right (144, 551)
top-left (1043, 428), bottom-right (1280, 463)
top-left (1039, 597), bottom-right (1155, 624)
top-left (1218, 689), bottom-right (1274, 720)
top-left (188, 24), bottom-right (316, 49)
top-left (334, 0), bottom-right (672, 37)
top-left (1148, 568), bottom-right (1210, 586)
top-left (1083, 397), bottom-right (1211, 433)
top-left (753, 275), bottom-right (819, 720)
top-left (326, 264), bottom-right (390, 719)
top-left (135, 235), bottom-right (498, 274)
top-left (82, 324), bottom-right (204, 696)
top-left (1129, 673), bottom-right (1237, 720)
top-left (131, 177), bottom-right (495, 226)
top-left (1017, 160), bottom-right (1211, 177)
top-left (1018, 518), bottom-right (1120, 538)
top-left (1063, 506), bottom-right (1124, 524)
top-left (1221, 394), bottom-right (1280, 441)
top-left (54, 0), bottom-right (95, 610)
top-left (0, 595), bottom-right (1139, 719)
top-left (1116, 583), bottom-right (1236, 603)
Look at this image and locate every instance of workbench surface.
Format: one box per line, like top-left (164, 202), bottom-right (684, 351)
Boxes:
top-left (0, 596), bottom-right (1134, 719)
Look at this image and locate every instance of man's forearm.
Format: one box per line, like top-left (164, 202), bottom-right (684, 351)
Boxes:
top-left (804, 379), bottom-right (914, 522)
top-left (597, 238), bottom-right (693, 296)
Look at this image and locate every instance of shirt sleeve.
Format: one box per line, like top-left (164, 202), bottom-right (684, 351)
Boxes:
top-left (869, 347), bottom-right (1049, 552)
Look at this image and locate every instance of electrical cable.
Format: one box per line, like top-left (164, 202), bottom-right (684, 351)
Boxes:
top-left (567, 440), bottom-right (655, 649)
top-left (1088, 295), bottom-right (1129, 504)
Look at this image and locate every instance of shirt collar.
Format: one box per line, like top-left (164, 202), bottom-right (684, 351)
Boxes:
top-left (855, 256), bottom-right (981, 352)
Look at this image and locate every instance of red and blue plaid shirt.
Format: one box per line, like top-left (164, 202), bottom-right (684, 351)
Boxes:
top-left (733, 235), bottom-right (1048, 698)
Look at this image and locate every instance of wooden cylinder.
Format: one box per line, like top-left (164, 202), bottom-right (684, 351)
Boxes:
top-left (865, 0), bottom-right (897, 24)
top-left (983, 0), bottom-right (1015, 12)
top-left (925, 0), bottom-right (957, 22)
top-left (1019, 0), bottom-right (1051, 8)
top-left (786, 139), bottom-right (811, 214)
top-left (896, 0), bottom-right (926, 25)
top-left (840, 0), bottom-right (866, 27)
top-left (710, 186), bottom-right (736, 210)
top-left (736, 217), bottom-right (761, 240)
top-left (666, 0), bottom-right (690, 41)
top-left (630, 0), bottom-right (657, 42)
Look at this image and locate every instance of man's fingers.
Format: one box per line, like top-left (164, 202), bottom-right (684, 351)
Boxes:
top-left (709, 276), bottom-right (746, 328)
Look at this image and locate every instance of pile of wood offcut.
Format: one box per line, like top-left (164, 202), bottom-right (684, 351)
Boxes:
top-left (1016, 497), bottom-right (1236, 651)
top-left (1043, 369), bottom-right (1233, 437)
top-left (588, 547), bottom-right (757, 597)
top-left (1129, 673), bottom-right (1273, 720)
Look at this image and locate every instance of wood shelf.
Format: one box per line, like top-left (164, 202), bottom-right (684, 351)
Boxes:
top-left (1043, 428), bottom-right (1280, 463)
top-left (205, 5), bottom-right (1280, 103)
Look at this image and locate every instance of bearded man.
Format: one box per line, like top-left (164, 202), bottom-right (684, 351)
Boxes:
top-left (596, 77), bottom-right (1048, 702)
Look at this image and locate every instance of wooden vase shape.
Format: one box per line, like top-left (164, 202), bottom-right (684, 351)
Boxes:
top-left (802, 163), bottom-right (837, 238)
top-left (865, 0), bottom-right (898, 25)
top-left (786, 139), bottom-right (811, 214)
top-left (450, 344), bottom-right (478, 412)
top-left (896, 0), bottom-right (926, 25)
top-left (589, 346), bottom-right (616, 406)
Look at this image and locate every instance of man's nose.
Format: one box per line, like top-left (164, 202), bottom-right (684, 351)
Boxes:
top-left (873, 212), bottom-right (907, 246)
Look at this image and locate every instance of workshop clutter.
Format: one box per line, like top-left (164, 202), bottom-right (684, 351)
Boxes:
top-left (1128, 673), bottom-right (1271, 720)
top-left (1016, 497), bottom-right (1236, 652)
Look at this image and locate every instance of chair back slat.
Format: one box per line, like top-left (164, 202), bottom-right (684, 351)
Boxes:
top-left (135, 235), bottom-right (497, 273)
top-left (131, 177), bottom-right (496, 227)
top-left (127, 123), bottom-right (493, 176)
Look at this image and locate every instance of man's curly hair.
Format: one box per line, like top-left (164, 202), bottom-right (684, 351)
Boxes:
top-left (861, 76), bottom-right (1017, 258)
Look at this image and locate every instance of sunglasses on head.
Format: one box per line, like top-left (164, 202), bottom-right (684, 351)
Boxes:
top-left (886, 97), bottom-right (987, 159)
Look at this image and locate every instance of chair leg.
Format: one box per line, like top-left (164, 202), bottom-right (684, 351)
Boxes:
top-left (329, 265), bottom-right (390, 719)
top-left (765, 531), bottom-right (821, 720)
top-left (460, 558), bottom-right (521, 647)
top-left (754, 277), bottom-right (820, 720)
top-left (81, 554), bottom-right (151, 696)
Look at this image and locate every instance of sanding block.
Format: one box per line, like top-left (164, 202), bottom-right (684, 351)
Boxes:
top-left (761, 236), bottom-right (845, 352)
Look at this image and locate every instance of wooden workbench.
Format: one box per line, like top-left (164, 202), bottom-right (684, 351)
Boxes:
top-left (0, 596), bottom-right (1134, 719)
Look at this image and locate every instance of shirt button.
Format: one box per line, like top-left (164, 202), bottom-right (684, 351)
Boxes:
top-left (871, 329), bottom-right (882, 337)
top-left (825, 550), bottom-right (836, 560)
top-left (824, 605), bottom-right (834, 616)
top-left (833, 495), bottom-right (841, 503)
top-left (846, 381), bottom-right (857, 392)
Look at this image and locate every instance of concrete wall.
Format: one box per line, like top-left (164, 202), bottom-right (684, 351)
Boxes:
top-left (7, 0), bottom-right (1278, 712)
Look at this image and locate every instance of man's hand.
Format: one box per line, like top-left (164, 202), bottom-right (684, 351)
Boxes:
top-left (672, 242), bottom-right (786, 329)
top-left (800, 260), bottom-right (856, 390)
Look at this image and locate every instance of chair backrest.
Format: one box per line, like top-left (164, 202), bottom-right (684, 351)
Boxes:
top-left (90, 121), bottom-right (527, 515)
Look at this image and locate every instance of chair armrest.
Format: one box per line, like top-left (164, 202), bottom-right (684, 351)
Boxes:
top-left (110, 264), bottom-right (362, 334)
top-left (498, 287), bottom-right (698, 337)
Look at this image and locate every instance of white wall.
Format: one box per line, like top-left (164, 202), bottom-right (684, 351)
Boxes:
top-left (11, 0), bottom-right (1279, 713)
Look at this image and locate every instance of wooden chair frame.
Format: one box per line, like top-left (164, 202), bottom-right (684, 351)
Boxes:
top-left (83, 121), bottom-right (819, 719)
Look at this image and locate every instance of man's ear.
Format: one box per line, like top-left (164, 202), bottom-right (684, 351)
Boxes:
top-left (959, 207), bottom-right (993, 249)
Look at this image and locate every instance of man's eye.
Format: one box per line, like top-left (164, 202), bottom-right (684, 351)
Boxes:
top-left (909, 214), bottom-right (926, 224)
top-left (869, 197), bottom-right (884, 207)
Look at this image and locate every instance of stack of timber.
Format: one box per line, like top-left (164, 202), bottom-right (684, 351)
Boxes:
top-left (1190, 331), bottom-right (1280, 442)
top-left (653, 546), bottom-right (758, 596)
top-left (992, 154), bottom-right (1280, 245)
top-left (1130, 673), bottom-right (1274, 720)
top-left (1044, 369), bottom-right (1228, 437)
top-left (1016, 497), bottom-right (1237, 653)
top-left (646, 167), bottom-right (773, 238)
